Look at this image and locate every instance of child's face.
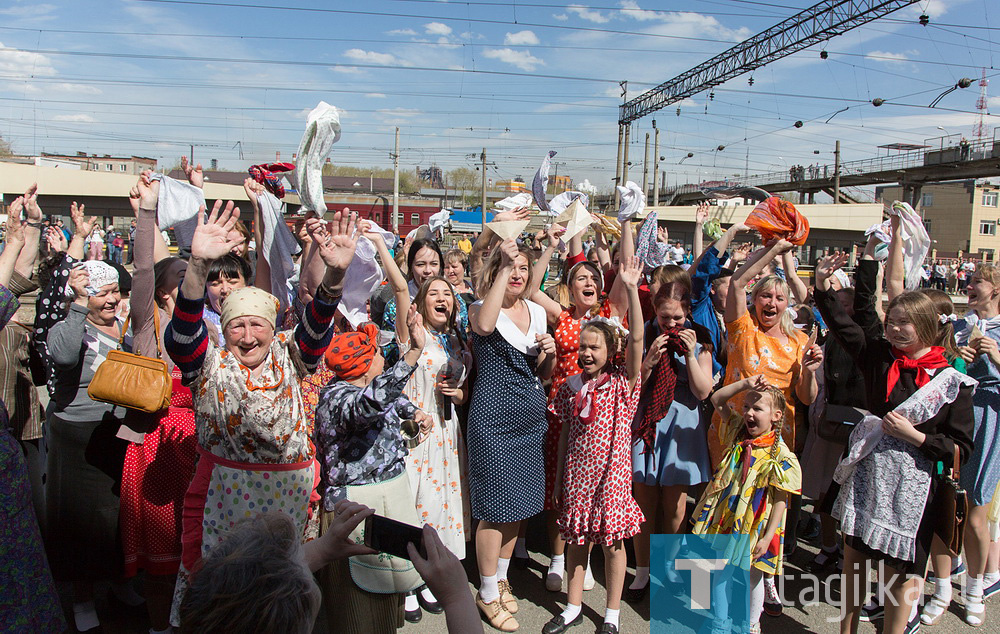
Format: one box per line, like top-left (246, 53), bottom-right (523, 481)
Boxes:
top-left (578, 328), bottom-right (609, 377)
top-left (742, 391), bottom-right (782, 438)
top-left (655, 298), bottom-right (686, 333)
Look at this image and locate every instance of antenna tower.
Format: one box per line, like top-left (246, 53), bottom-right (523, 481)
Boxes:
top-left (974, 68), bottom-right (990, 141)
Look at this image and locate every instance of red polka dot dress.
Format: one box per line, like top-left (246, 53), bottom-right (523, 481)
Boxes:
top-left (120, 368), bottom-right (198, 577)
top-left (549, 368), bottom-right (645, 546)
top-left (544, 302), bottom-right (611, 509)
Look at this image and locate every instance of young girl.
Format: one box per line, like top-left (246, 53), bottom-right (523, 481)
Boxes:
top-left (547, 256), bottom-right (646, 634)
top-left (627, 279), bottom-right (715, 602)
top-left (814, 253), bottom-right (975, 634)
top-left (692, 374), bottom-right (803, 634)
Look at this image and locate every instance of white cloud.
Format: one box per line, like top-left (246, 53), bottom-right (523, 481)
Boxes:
top-left (552, 13), bottom-right (568, 21)
top-left (504, 30), bottom-right (540, 46)
top-left (0, 4), bottom-right (56, 18)
top-left (567, 5), bottom-right (610, 23)
top-left (866, 50), bottom-right (908, 64)
top-left (53, 114), bottom-right (96, 123)
top-left (483, 48), bottom-right (544, 71)
top-left (378, 108), bottom-right (421, 117)
top-left (989, 96), bottom-right (1000, 108)
top-left (386, 28), bottom-right (417, 36)
top-left (619, 0), bottom-right (659, 21)
top-left (0, 42), bottom-right (56, 76)
top-left (51, 83), bottom-right (102, 94)
top-left (424, 22), bottom-right (452, 36)
top-left (343, 48), bottom-right (410, 66)
top-left (365, 93), bottom-right (387, 98)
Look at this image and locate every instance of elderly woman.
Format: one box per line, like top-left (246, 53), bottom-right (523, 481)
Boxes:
top-left (44, 255), bottom-right (134, 631)
top-left (164, 202), bottom-right (356, 625)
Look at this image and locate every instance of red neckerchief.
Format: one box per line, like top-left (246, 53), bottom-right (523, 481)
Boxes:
top-left (635, 326), bottom-right (688, 453)
top-left (572, 372), bottom-right (611, 424)
top-left (248, 162), bottom-right (295, 199)
top-left (885, 346), bottom-right (948, 402)
top-left (737, 429), bottom-right (777, 482)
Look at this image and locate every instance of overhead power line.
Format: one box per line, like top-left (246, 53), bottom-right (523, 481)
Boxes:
top-left (619, 0), bottom-right (922, 124)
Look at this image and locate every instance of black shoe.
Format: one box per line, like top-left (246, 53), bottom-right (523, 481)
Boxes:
top-left (624, 581), bottom-right (648, 603)
top-left (417, 590), bottom-right (444, 615)
top-left (405, 605), bottom-right (422, 623)
top-left (513, 554), bottom-right (530, 569)
top-left (597, 624), bottom-right (618, 634)
top-left (859, 602), bottom-right (884, 622)
top-left (543, 613), bottom-right (583, 634)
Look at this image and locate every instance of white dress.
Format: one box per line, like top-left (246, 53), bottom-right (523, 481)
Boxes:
top-left (402, 328), bottom-right (471, 558)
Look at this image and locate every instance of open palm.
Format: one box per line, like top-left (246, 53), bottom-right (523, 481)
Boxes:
top-left (191, 201), bottom-right (242, 261)
top-left (310, 210), bottom-right (359, 272)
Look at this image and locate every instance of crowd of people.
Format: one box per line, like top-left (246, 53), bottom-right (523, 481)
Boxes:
top-left (2, 164), bottom-right (999, 634)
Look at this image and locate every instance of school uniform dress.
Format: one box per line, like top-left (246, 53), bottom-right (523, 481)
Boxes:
top-left (956, 314), bottom-right (1000, 506)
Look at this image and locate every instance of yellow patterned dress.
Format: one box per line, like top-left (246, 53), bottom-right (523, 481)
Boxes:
top-left (691, 413), bottom-right (801, 575)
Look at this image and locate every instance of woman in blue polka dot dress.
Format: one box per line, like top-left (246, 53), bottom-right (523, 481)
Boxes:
top-left (467, 239), bottom-right (557, 631)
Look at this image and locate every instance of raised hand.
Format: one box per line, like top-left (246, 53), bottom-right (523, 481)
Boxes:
top-left (359, 218), bottom-right (385, 246)
top-left (309, 210), bottom-right (359, 272)
top-left (535, 332), bottom-right (556, 356)
top-left (765, 238), bottom-right (794, 254)
top-left (802, 343), bottom-right (823, 373)
top-left (68, 266), bottom-right (91, 303)
top-left (618, 255), bottom-right (642, 289)
top-left (815, 251), bottom-right (849, 290)
top-left (46, 226), bottom-right (68, 253)
top-left (243, 177), bottom-right (264, 214)
top-left (129, 171), bottom-right (160, 212)
top-left (22, 184), bottom-right (42, 223)
top-left (406, 304), bottom-right (426, 350)
top-left (492, 205), bottom-right (531, 223)
top-left (190, 201), bottom-right (242, 261)
top-left (4, 216), bottom-right (25, 249)
top-left (498, 238), bottom-right (519, 266)
top-left (545, 223), bottom-right (566, 245)
top-left (695, 201), bottom-right (709, 224)
top-left (181, 155), bottom-right (204, 189)
top-left (70, 202), bottom-right (97, 238)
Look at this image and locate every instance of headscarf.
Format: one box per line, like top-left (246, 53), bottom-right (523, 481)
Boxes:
top-left (64, 260), bottom-right (119, 297)
top-left (325, 323), bottom-right (380, 380)
top-left (220, 286), bottom-right (279, 331)
top-left (248, 162), bottom-right (295, 199)
top-left (745, 196), bottom-right (810, 245)
top-left (885, 346), bottom-right (948, 402)
top-left (635, 326), bottom-right (688, 453)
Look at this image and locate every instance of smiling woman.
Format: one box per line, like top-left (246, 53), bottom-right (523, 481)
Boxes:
top-left (163, 203), bottom-right (357, 627)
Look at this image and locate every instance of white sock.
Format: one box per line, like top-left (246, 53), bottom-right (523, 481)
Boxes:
top-left (630, 566), bottom-right (650, 590)
top-left (604, 607), bottom-right (620, 627)
top-left (956, 554), bottom-right (965, 568)
top-left (497, 557), bottom-right (511, 581)
top-left (480, 573), bottom-right (500, 603)
top-left (404, 593), bottom-right (420, 611)
top-left (73, 601), bottom-right (99, 632)
top-left (514, 537), bottom-right (529, 558)
top-left (548, 554), bottom-right (565, 575)
top-left (111, 581), bottom-right (145, 606)
top-left (934, 576), bottom-right (953, 601)
top-left (560, 602), bottom-right (582, 623)
top-left (420, 587), bottom-right (437, 604)
top-left (985, 570), bottom-right (1000, 586)
top-left (908, 596), bottom-right (919, 621)
top-left (968, 575), bottom-right (984, 599)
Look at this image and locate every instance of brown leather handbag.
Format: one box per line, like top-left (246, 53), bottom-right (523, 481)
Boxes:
top-left (931, 448), bottom-right (968, 556)
top-left (88, 309), bottom-right (172, 414)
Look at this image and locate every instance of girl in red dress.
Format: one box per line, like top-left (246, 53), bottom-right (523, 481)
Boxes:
top-left (547, 256), bottom-right (645, 634)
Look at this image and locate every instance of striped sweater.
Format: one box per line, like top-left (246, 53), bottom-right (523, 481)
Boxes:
top-left (165, 288), bottom-right (339, 385)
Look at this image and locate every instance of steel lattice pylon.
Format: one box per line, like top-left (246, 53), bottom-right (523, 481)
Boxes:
top-left (618, 0), bottom-right (921, 125)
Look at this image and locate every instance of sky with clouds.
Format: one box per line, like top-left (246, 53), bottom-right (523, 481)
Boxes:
top-left (0, 0), bottom-right (997, 193)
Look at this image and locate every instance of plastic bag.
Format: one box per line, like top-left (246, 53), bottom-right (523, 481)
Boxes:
top-left (745, 197), bottom-right (810, 245)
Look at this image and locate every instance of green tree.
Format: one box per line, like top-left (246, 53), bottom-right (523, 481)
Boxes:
top-left (0, 135), bottom-right (13, 157)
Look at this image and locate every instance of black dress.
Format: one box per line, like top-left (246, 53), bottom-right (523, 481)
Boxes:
top-left (814, 263), bottom-right (973, 573)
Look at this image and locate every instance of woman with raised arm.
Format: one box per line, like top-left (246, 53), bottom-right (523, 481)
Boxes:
top-left (467, 239), bottom-right (557, 632)
top-left (164, 203), bottom-right (354, 626)
top-left (118, 173), bottom-right (197, 634)
top-left (363, 221), bottom-right (471, 621)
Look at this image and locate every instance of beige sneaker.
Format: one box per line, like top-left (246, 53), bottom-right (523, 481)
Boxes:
top-left (498, 578), bottom-right (519, 614)
top-left (476, 592), bottom-right (519, 632)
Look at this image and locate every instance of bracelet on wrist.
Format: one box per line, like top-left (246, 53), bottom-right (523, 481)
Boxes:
top-left (25, 220), bottom-right (43, 228)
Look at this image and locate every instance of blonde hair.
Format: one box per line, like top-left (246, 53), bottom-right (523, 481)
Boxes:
top-left (919, 288), bottom-right (961, 361)
top-left (886, 291), bottom-right (940, 350)
top-left (649, 264), bottom-right (689, 292)
top-left (750, 275), bottom-right (797, 339)
top-left (475, 243), bottom-right (536, 300)
top-left (974, 263), bottom-right (1000, 288)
